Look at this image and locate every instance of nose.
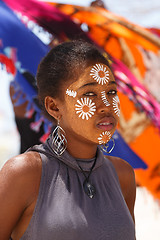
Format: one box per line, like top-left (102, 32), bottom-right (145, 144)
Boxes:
top-left (97, 94), bottom-right (112, 114)
top-left (98, 105), bottom-right (112, 114)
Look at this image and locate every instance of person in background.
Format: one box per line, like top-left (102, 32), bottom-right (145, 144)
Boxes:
top-left (9, 75), bottom-right (45, 153)
top-left (90, 0), bottom-right (107, 9)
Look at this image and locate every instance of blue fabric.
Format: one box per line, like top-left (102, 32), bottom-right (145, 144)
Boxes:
top-left (0, 1), bottom-right (49, 107)
top-left (0, 1), bottom-right (49, 75)
top-left (104, 130), bottom-right (147, 169)
top-left (0, 1), bottom-right (51, 125)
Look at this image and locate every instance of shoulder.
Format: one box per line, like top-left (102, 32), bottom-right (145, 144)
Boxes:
top-left (106, 155), bottom-right (136, 221)
top-left (0, 151), bottom-right (42, 206)
top-left (1, 151), bottom-right (42, 178)
top-left (0, 151), bottom-right (42, 238)
top-left (106, 156), bottom-right (135, 188)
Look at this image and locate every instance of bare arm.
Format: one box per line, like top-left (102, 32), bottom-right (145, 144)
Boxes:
top-left (0, 152), bottom-right (41, 239)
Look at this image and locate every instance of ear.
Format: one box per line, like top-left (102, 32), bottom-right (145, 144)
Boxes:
top-left (44, 96), bottom-right (61, 121)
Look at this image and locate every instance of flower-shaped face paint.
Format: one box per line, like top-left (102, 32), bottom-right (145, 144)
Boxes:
top-left (98, 131), bottom-right (112, 145)
top-left (75, 97), bottom-right (96, 120)
top-left (90, 64), bottom-right (110, 85)
top-left (112, 96), bottom-right (120, 117)
top-left (66, 89), bottom-right (77, 98)
top-left (61, 64), bottom-right (118, 147)
top-left (101, 91), bottom-right (110, 107)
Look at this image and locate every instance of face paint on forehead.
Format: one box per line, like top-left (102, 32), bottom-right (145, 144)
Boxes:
top-left (101, 91), bottom-right (110, 107)
top-left (66, 89), bottom-right (77, 98)
top-left (112, 96), bottom-right (120, 117)
top-left (90, 64), bottom-right (110, 85)
top-left (98, 131), bottom-right (112, 145)
top-left (75, 97), bottom-right (96, 120)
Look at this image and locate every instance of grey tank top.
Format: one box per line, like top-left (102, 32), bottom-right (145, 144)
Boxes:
top-left (21, 135), bottom-right (135, 240)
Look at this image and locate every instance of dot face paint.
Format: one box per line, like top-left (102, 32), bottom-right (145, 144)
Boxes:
top-left (101, 91), bottom-right (110, 107)
top-left (98, 131), bottom-right (112, 145)
top-left (90, 63), bottom-right (109, 85)
top-left (75, 97), bottom-right (96, 120)
top-left (66, 89), bottom-right (77, 98)
top-left (112, 96), bottom-right (120, 117)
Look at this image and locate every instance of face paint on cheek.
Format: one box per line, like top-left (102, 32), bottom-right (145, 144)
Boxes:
top-left (75, 97), bottom-right (96, 120)
top-left (112, 96), bottom-right (120, 117)
top-left (101, 91), bottom-right (110, 107)
top-left (90, 64), bottom-right (110, 85)
top-left (66, 89), bottom-right (77, 98)
top-left (98, 131), bottom-right (112, 145)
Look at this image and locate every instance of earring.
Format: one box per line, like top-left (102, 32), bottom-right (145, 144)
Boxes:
top-left (100, 137), bottom-right (115, 154)
top-left (51, 120), bottom-right (67, 156)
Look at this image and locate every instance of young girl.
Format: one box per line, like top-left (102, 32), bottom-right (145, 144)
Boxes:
top-left (0, 40), bottom-right (136, 240)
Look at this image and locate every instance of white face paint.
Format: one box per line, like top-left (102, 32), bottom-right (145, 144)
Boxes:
top-left (98, 131), bottom-right (112, 145)
top-left (101, 91), bottom-right (110, 107)
top-left (112, 96), bottom-right (120, 117)
top-left (66, 89), bottom-right (77, 98)
top-left (75, 97), bottom-right (96, 120)
top-left (61, 64), bottom-right (118, 146)
top-left (90, 63), bottom-right (110, 85)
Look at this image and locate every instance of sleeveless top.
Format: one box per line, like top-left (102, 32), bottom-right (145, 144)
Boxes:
top-left (19, 135), bottom-right (135, 240)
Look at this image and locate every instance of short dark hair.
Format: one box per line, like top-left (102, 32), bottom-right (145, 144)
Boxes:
top-left (36, 40), bottom-right (111, 119)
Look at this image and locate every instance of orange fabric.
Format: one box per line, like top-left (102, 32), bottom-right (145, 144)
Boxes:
top-left (133, 126), bottom-right (160, 199)
top-left (124, 39), bottom-right (146, 78)
top-left (49, 3), bottom-right (159, 53)
top-left (105, 37), bottom-right (122, 59)
top-left (118, 92), bottom-right (136, 121)
top-left (118, 93), bottom-right (160, 200)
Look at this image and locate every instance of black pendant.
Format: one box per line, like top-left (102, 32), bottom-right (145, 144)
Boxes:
top-left (83, 179), bottom-right (96, 199)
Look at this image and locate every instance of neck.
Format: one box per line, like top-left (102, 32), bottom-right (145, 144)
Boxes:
top-left (66, 138), bottom-right (98, 159)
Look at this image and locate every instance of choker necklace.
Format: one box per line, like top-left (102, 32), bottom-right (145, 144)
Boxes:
top-left (76, 157), bottom-right (97, 199)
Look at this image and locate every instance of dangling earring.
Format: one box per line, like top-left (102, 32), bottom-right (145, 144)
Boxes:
top-left (100, 137), bottom-right (115, 154)
top-left (51, 120), bottom-right (67, 156)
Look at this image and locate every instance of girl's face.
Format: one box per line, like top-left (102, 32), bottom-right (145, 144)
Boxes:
top-left (59, 63), bottom-right (120, 146)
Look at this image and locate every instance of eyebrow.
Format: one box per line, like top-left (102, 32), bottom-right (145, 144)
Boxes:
top-left (79, 82), bottom-right (97, 89)
top-left (79, 80), bottom-right (117, 89)
top-left (108, 81), bottom-right (117, 86)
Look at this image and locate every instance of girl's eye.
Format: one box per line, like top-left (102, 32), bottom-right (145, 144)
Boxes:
top-left (108, 90), bottom-right (117, 95)
top-left (84, 92), bottom-right (96, 96)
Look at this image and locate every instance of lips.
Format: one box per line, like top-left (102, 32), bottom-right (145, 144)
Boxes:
top-left (96, 116), bottom-right (116, 131)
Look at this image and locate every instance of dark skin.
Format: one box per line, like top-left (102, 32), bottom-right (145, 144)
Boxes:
top-left (0, 65), bottom-right (136, 239)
